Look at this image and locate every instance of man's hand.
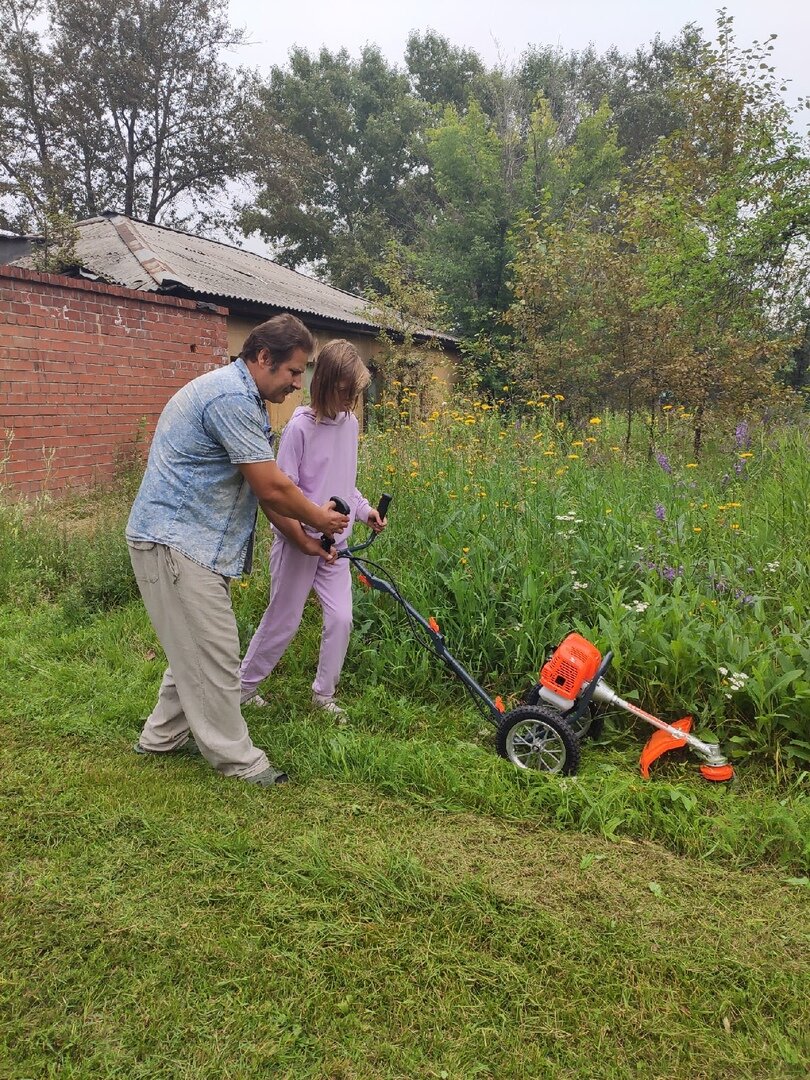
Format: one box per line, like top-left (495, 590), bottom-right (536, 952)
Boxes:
top-left (299, 532), bottom-right (339, 564)
top-left (319, 500), bottom-right (349, 537)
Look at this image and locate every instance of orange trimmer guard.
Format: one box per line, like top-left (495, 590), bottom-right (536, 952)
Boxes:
top-left (699, 763), bottom-right (735, 782)
top-left (639, 717), bottom-right (692, 779)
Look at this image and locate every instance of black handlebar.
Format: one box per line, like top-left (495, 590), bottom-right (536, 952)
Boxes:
top-left (336, 492), bottom-right (393, 557)
top-left (321, 495), bottom-right (351, 551)
top-left (321, 493), bottom-right (393, 554)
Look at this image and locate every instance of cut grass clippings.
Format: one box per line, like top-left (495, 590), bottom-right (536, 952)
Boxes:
top-left (1, 726), bottom-right (808, 1080)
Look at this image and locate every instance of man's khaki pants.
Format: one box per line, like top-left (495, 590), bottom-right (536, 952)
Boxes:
top-left (129, 542), bottom-right (270, 779)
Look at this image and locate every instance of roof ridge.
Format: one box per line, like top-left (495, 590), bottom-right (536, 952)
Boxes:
top-left (106, 214), bottom-right (190, 289)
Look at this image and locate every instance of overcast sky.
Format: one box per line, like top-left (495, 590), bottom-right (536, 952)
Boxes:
top-left (226, 0), bottom-right (810, 109)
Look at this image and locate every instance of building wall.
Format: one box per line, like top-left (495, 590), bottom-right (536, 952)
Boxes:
top-left (0, 266), bottom-right (229, 495)
top-left (227, 314), bottom-right (456, 431)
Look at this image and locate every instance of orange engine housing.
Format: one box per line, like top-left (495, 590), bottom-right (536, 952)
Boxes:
top-left (540, 633), bottom-right (602, 701)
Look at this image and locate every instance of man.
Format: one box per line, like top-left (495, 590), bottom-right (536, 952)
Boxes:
top-left (126, 313), bottom-right (349, 787)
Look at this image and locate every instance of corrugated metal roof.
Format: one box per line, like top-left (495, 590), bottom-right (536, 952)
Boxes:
top-left (15, 214), bottom-right (455, 341)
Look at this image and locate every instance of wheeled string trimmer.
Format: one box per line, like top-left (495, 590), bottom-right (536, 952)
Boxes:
top-left (329, 494), bottom-right (734, 782)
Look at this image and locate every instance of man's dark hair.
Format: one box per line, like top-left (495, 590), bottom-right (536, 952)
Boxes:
top-left (241, 314), bottom-right (314, 365)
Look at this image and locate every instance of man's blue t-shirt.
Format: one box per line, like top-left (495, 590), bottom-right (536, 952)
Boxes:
top-left (126, 358), bottom-right (274, 577)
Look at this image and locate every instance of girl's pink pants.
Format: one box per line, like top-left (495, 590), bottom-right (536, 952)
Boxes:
top-left (239, 534), bottom-right (353, 702)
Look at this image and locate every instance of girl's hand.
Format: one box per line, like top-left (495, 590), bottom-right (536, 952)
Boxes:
top-left (366, 508), bottom-right (387, 534)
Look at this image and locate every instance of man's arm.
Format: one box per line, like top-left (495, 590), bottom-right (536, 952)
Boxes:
top-left (238, 460), bottom-right (348, 536)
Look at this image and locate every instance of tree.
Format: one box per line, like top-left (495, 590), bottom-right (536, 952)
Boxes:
top-left (404, 31), bottom-right (487, 112)
top-left (0, 0), bottom-right (249, 233)
top-left (241, 45), bottom-right (429, 292)
top-left (517, 27), bottom-right (706, 161)
top-left (624, 12), bottom-right (810, 449)
top-left (421, 101), bottom-right (517, 340)
top-left (506, 13), bottom-right (810, 445)
top-left (364, 241), bottom-right (450, 419)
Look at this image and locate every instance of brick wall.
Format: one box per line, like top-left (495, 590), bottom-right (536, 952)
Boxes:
top-left (0, 265), bottom-right (229, 495)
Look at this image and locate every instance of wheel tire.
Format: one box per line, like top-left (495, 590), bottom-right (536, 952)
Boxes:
top-left (496, 705), bottom-right (580, 775)
top-left (520, 684), bottom-right (598, 741)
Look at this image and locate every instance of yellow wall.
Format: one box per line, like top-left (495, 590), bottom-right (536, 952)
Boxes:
top-left (226, 315), bottom-right (456, 432)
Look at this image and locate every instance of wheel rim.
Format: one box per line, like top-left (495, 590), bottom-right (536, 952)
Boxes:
top-left (567, 710), bottom-right (591, 740)
top-left (505, 718), bottom-right (570, 773)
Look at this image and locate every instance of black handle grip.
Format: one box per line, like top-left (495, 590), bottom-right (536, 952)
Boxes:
top-left (321, 495), bottom-right (351, 551)
top-left (377, 492), bottom-right (392, 520)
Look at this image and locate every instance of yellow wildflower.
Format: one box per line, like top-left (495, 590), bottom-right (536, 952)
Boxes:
top-left (589, 417), bottom-right (602, 425)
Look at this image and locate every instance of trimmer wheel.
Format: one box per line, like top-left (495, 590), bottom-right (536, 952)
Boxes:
top-left (496, 705), bottom-right (580, 776)
top-left (521, 685), bottom-right (601, 741)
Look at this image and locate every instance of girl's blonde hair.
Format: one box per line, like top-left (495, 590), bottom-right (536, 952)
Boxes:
top-left (309, 339), bottom-right (371, 420)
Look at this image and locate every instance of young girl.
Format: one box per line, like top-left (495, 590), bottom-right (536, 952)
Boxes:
top-left (239, 339), bottom-right (386, 718)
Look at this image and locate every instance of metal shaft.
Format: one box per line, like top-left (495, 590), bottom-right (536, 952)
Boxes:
top-left (591, 681), bottom-right (730, 767)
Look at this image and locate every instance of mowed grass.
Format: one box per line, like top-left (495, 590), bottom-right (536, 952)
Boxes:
top-left (1, 719), bottom-right (808, 1080)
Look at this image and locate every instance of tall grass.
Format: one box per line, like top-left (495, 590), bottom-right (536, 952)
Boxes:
top-left (347, 400), bottom-right (810, 772)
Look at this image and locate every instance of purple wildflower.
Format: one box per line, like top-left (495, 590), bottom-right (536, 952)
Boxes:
top-left (655, 503), bottom-right (666, 521)
top-left (735, 458), bottom-right (746, 476)
top-left (735, 421), bottom-right (751, 450)
top-left (734, 588), bottom-right (756, 606)
top-left (656, 452), bottom-right (672, 474)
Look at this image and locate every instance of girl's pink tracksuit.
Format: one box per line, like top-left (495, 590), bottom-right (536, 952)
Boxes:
top-left (239, 406), bottom-right (371, 703)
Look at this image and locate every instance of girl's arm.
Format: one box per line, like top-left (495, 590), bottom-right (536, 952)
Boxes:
top-left (354, 488), bottom-right (387, 534)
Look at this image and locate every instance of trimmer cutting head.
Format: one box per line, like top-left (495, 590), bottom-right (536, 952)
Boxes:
top-left (698, 764), bottom-right (735, 782)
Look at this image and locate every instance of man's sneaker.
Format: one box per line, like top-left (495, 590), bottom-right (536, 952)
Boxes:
top-left (312, 694), bottom-right (348, 724)
top-left (244, 765), bottom-right (288, 787)
top-left (241, 691), bottom-right (268, 707)
top-left (133, 735), bottom-right (202, 756)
